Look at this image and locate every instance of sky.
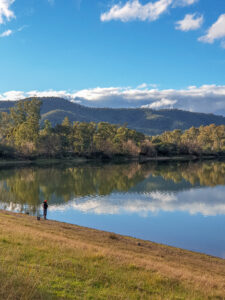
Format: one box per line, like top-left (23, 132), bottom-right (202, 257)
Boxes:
top-left (0, 0), bottom-right (225, 115)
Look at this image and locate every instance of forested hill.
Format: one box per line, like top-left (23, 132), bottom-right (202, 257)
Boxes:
top-left (1, 97), bottom-right (225, 135)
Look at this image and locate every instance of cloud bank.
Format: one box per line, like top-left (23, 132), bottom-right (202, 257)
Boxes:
top-left (1, 84), bottom-right (225, 116)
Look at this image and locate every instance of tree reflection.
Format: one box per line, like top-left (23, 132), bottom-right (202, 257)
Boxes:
top-left (0, 160), bottom-right (224, 214)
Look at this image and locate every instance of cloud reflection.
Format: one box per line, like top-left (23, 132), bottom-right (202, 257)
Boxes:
top-left (49, 186), bottom-right (225, 217)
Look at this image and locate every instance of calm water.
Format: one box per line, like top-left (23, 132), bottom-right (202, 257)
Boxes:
top-left (1, 160), bottom-right (225, 258)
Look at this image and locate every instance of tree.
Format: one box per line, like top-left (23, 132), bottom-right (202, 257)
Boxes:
top-left (7, 99), bottom-right (42, 154)
top-left (73, 122), bottom-right (96, 154)
top-left (94, 122), bottom-right (117, 154)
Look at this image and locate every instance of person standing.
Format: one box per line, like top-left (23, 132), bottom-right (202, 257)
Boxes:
top-left (43, 200), bottom-right (48, 220)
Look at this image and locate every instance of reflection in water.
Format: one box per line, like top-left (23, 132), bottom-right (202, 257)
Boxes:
top-left (0, 160), bottom-right (225, 216)
top-left (48, 187), bottom-right (225, 217)
top-left (1, 160), bottom-right (225, 258)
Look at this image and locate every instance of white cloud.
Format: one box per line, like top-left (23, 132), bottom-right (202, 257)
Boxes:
top-left (175, 13), bottom-right (203, 31)
top-left (173, 0), bottom-right (198, 7)
top-left (100, 0), bottom-right (199, 22)
top-left (1, 84), bottom-right (225, 116)
top-left (27, 90), bottom-right (73, 99)
top-left (101, 0), bottom-right (173, 22)
top-left (2, 90), bottom-right (25, 100)
top-left (0, 0), bottom-right (15, 24)
top-left (0, 25), bottom-right (27, 38)
top-left (199, 14), bottom-right (225, 46)
top-left (141, 98), bottom-right (177, 108)
top-left (17, 25), bottom-right (28, 32)
top-left (137, 83), bottom-right (158, 89)
top-left (137, 83), bottom-right (148, 89)
top-left (0, 28), bottom-right (12, 37)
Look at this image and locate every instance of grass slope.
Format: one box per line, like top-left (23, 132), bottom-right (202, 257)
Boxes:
top-left (1, 97), bottom-right (225, 135)
top-left (0, 211), bottom-right (225, 299)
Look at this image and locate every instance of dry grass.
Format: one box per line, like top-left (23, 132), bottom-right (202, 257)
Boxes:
top-left (0, 210), bottom-right (225, 299)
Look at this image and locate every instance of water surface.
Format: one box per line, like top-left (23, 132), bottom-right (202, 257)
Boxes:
top-left (1, 160), bottom-right (225, 258)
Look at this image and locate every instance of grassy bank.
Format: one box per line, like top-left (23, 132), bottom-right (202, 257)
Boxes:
top-left (0, 211), bottom-right (225, 299)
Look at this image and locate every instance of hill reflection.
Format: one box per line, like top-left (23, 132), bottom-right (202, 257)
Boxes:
top-left (0, 160), bottom-right (225, 216)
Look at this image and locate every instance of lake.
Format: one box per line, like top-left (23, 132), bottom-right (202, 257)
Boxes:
top-left (1, 160), bottom-right (225, 258)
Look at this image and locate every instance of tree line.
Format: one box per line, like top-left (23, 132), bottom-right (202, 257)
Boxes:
top-left (0, 99), bottom-right (224, 159)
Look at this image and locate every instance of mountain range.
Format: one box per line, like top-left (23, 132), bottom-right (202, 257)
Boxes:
top-left (0, 97), bottom-right (225, 135)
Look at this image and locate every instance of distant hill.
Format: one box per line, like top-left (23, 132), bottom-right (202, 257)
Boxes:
top-left (1, 97), bottom-right (225, 135)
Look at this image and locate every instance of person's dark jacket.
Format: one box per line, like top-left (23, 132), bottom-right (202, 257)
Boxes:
top-left (43, 202), bottom-right (48, 210)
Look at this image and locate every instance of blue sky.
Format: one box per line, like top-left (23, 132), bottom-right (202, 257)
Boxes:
top-left (0, 0), bottom-right (225, 114)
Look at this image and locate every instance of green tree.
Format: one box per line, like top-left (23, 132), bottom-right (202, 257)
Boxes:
top-left (7, 99), bottom-right (42, 154)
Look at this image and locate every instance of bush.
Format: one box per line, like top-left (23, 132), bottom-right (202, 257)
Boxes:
top-left (0, 144), bottom-right (15, 159)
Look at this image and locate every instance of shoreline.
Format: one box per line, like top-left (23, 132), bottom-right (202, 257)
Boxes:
top-left (0, 155), bottom-right (224, 167)
top-left (0, 210), bottom-right (225, 299)
top-left (1, 209), bottom-right (222, 260)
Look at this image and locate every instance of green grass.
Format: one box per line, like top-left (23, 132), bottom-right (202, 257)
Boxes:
top-left (0, 211), bottom-right (225, 299)
top-left (0, 240), bottom-right (200, 300)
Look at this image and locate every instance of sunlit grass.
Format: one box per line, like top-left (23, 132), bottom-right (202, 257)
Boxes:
top-left (0, 211), bottom-right (225, 299)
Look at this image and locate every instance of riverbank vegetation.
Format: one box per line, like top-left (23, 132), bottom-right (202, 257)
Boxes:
top-left (0, 99), bottom-right (225, 159)
top-left (1, 210), bottom-right (225, 299)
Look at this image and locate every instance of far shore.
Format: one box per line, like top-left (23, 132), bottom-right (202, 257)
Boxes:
top-left (0, 154), bottom-right (224, 167)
